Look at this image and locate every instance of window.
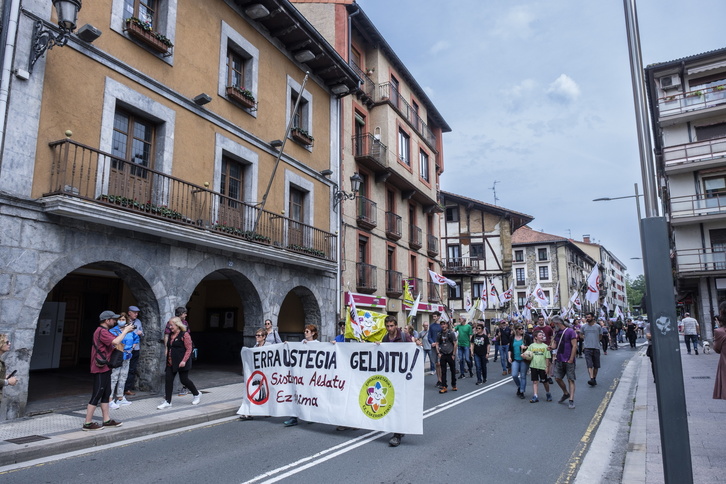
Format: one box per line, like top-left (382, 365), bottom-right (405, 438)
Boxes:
top-left (517, 292), bottom-right (527, 308)
top-left (514, 250), bottom-right (524, 262)
top-left (448, 283), bottom-right (461, 299)
top-left (286, 76), bottom-right (313, 146)
top-left (538, 266), bottom-right (549, 281)
top-left (537, 248), bottom-right (548, 261)
top-left (704, 175), bottom-right (726, 199)
top-left (221, 157), bottom-right (244, 208)
top-left (398, 129), bottom-right (410, 165)
top-left (470, 243), bottom-right (484, 259)
top-left (126, 0), bottom-right (156, 26)
top-left (390, 75), bottom-right (400, 108)
top-left (114, 0), bottom-right (178, 61)
top-left (447, 245), bottom-right (461, 260)
top-left (472, 282), bottom-right (484, 299)
top-left (218, 22), bottom-right (259, 111)
top-left (227, 50), bottom-right (246, 90)
top-left (696, 122), bottom-right (726, 141)
top-left (515, 268), bottom-right (526, 286)
top-left (358, 235), bottom-right (369, 264)
top-left (112, 109), bottom-right (154, 178)
top-left (445, 206), bottom-right (459, 222)
top-left (419, 150), bottom-right (429, 182)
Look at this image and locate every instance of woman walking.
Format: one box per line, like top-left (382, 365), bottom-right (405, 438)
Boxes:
top-left (509, 323), bottom-right (532, 399)
top-left (157, 317), bottom-right (201, 409)
top-left (283, 324), bottom-right (318, 427)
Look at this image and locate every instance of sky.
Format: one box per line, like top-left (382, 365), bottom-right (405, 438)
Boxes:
top-left (356, 0), bottom-right (726, 277)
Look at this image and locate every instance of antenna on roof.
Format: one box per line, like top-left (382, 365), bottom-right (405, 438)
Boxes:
top-left (490, 180), bottom-right (500, 206)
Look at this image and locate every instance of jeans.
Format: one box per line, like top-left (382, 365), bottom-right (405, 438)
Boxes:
top-left (110, 359), bottom-right (130, 399)
top-left (497, 345), bottom-right (509, 372)
top-left (424, 349), bottom-right (435, 372)
top-left (511, 359), bottom-right (528, 393)
top-left (473, 354), bottom-right (488, 382)
top-left (440, 353), bottom-right (456, 389)
top-left (457, 346), bottom-right (472, 375)
top-left (684, 334), bottom-right (699, 353)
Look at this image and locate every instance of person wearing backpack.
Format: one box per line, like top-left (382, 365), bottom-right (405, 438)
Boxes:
top-left (83, 310), bottom-right (135, 431)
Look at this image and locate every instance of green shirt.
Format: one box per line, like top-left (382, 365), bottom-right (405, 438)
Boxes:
top-left (528, 342), bottom-right (551, 370)
top-left (457, 323), bottom-right (472, 347)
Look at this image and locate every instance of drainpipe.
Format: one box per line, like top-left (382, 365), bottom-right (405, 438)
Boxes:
top-left (0, 0), bottom-right (22, 164)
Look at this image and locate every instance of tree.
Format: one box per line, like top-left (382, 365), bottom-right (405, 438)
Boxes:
top-left (626, 274), bottom-right (646, 314)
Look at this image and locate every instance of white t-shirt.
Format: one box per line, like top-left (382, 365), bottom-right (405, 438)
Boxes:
top-left (681, 317), bottom-right (699, 335)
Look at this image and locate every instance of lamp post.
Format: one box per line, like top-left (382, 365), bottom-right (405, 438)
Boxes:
top-left (28, 0), bottom-right (83, 74)
top-left (332, 172), bottom-right (362, 210)
top-left (592, 182), bottom-right (642, 221)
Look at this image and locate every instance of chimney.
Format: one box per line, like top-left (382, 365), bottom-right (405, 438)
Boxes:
top-left (583, 234), bottom-right (591, 244)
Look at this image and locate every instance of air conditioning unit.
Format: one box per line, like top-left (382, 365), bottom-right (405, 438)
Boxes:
top-left (660, 75), bottom-right (681, 91)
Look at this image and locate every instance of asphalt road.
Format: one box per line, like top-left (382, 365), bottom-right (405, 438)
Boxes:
top-left (1, 343), bottom-right (640, 484)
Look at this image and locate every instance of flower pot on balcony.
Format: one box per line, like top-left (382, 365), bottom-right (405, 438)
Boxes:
top-left (226, 87), bottom-right (256, 109)
top-left (291, 128), bottom-right (314, 146)
top-left (125, 19), bottom-right (172, 55)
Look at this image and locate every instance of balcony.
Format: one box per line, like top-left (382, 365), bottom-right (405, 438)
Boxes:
top-left (374, 82), bottom-right (437, 151)
top-left (350, 61), bottom-right (375, 105)
top-left (356, 196), bottom-right (377, 229)
top-left (385, 211), bottom-right (402, 240)
top-left (427, 234), bottom-right (439, 257)
top-left (356, 262), bottom-right (377, 294)
top-left (658, 84), bottom-right (726, 121)
top-left (44, 139), bottom-right (337, 267)
top-left (442, 257), bottom-right (481, 275)
top-left (663, 137), bottom-right (726, 174)
top-left (352, 133), bottom-right (388, 173)
top-left (428, 282), bottom-right (441, 303)
top-left (670, 193), bottom-right (726, 224)
top-left (675, 248), bottom-right (726, 275)
top-left (386, 270), bottom-right (403, 298)
top-left (408, 224), bottom-right (423, 250)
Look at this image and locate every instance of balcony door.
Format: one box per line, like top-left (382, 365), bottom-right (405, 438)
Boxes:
top-left (111, 109), bottom-right (155, 204)
top-left (704, 174), bottom-right (726, 209)
top-left (711, 229), bottom-right (726, 270)
top-left (219, 157), bottom-right (245, 229)
top-left (288, 186), bottom-right (305, 247)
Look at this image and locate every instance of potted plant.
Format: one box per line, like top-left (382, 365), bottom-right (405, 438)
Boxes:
top-left (226, 86), bottom-right (256, 109)
top-left (291, 127), bottom-right (314, 146)
top-left (125, 17), bottom-right (173, 55)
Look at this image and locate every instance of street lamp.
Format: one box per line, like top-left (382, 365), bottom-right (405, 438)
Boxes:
top-left (28, 0), bottom-right (84, 75)
top-left (592, 182), bottom-right (642, 220)
top-left (331, 172), bottom-right (362, 210)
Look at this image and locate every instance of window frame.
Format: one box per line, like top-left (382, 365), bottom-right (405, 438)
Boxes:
top-left (398, 128), bottom-right (410, 166)
top-left (218, 22), bottom-right (259, 115)
top-left (286, 76), bottom-right (313, 150)
top-left (419, 149), bottom-right (430, 182)
top-left (538, 265), bottom-right (550, 281)
top-left (112, 0), bottom-right (178, 63)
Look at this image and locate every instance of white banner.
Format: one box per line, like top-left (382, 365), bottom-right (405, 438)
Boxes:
top-left (237, 342), bottom-right (424, 434)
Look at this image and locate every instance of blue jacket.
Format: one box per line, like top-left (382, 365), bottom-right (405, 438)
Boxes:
top-left (110, 325), bottom-right (140, 360)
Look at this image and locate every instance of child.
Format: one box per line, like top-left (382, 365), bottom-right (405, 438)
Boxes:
top-left (528, 330), bottom-right (552, 403)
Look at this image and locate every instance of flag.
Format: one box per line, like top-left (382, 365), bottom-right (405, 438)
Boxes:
top-left (345, 306), bottom-right (387, 342)
top-left (553, 285), bottom-right (560, 307)
top-left (533, 283), bottom-right (550, 307)
top-left (488, 281), bottom-right (500, 308)
top-left (429, 270), bottom-right (457, 287)
top-left (478, 296), bottom-right (487, 312)
top-left (403, 280), bottom-right (414, 308)
top-left (499, 283), bottom-right (514, 304)
top-left (522, 307), bottom-right (532, 321)
top-left (569, 291), bottom-right (582, 310)
top-left (615, 305), bottom-right (625, 320)
top-left (599, 307), bottom-right (606, 319)
top-left (585, 266), bottom-right (600, 304)
top-left (408, 291), bottom-right (422, 324)
top-left (464, 294), bottom-right (472, 312)
top-left (346, 292), bottom-right (362, 341)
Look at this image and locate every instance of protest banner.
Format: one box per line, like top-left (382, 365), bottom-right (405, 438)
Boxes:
top-left (237, 342), bottom-right (424, 434)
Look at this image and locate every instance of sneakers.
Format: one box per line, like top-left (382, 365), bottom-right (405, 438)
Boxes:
top-left (475, 380), bottom-right (483, 385)
top-left (546, 393), bottom-right (552, 402)
top-left (518, 392), bottom-right (525, 399)
top-left (103, 419), bottom-right (123, 427)
top-left (178, 387), bottom-right (189, 396)
top-left (284, 417), bottom-right (298, 427)
top-left (568, 400), bottom-right (576, 409)
top-left (558, 393), bottom-right (570, 404)
top-left (695, 350), bottom-right (699, 355)
top-left (436, 381), bottom-right (443, 388)
top-left (157, 400), bottom-right (172, 410)
top-left (587, 378), bottom-right (597, 386)
top-left (118, 397), bottom-right (132, 406)
top-left (389, 434), bottom-right (402, 447)
top-left (469, 372), bottom-right (474, 378)
top-left (439, 387), bottom-right (448, 394)
top-left (192, 394), bottom-right (201, 405)
top-left (109, 400), bottom-right (120, 410)
top-left (547, 377), bottom-right (554, 384)
top-left (239, 415), bottom-right (254, 421)
top-left (429, 371), bottom-right (436, 376)
top-left (530, 396), bottom-right (539, 403)
top-left (82, 422), bottom-right (103, 431)
top-left (502, 371), bottom-right (507, 376)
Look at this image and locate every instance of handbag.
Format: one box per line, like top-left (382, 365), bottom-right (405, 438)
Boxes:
top-left (93, 329), bottom-right (124, 369)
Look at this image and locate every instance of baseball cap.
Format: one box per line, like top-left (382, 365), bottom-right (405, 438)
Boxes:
top-left (99, 310), bottom-right (121, 321)
top-left (527, 324), bottom-right (534, 329)
top-left (128, 305), bottom-right (140, 312)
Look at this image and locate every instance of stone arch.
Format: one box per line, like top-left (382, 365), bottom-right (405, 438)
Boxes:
top-left (278, 285), bottom-right (323, 338)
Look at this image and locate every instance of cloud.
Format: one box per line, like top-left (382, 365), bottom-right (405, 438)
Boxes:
top-left (492, 6), bottom-right (537, 40)
top-left (429, 40), bottom-right (451, 55)
top-left (547, 74), bottom-right (581, 104)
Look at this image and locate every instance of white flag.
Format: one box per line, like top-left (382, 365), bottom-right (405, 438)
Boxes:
top-left (499, 283), bottom-right (514, 304)
top-left (478, 296), bottom-right (487, 312)
top-left (347, 292), bottom-right (363, 341)
top-left (533, 283), bottom-right (550, 307)
top-left (585, 266), bottom-right (600, 304)
top-left (488, 281), bottom-right (500, 307)
top-left (464, 294), bottom-right (472, 312)
top-left (615, 305), bottom-right (624, 320)
top-left (428, 270), bottom-right (457, 287)
top-left (569, 291), bottom-right (582, 310)
top-left (408, 291), bottom-right (422, 324)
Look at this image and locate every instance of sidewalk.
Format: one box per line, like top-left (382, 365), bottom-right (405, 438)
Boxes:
top-left (0, 383), bottom-right (244, 467)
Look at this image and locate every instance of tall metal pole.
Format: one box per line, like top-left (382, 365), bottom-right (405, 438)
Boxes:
top-left (622, 2), bottom-right (692, 483)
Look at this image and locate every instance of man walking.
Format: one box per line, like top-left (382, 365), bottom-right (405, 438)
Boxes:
top-left (456, 314), bottom-right (473, 378)
top-left (496, 320), bottom-right (512, 375)
top-left (419, 321), bottom-right (433, 374)
top-left (681, 312), bottom-right (700, 355)
top-left (382, 316), bottom-right (412, 447)
top-left (428, 312), bottom-right (443, 386)
top-left (437, 320), bottom-right (457, 394)
top-left (552, 316), bottom-right (578, 409)
top-left (580, 312), bottom-right (602, 386)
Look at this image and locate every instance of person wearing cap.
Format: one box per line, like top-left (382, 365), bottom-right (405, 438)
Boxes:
top-left (552, 316), bottom-right (578, 409)
top-left (124, 305), bottom-right (144, 395)
top-left (83, 310), bottom-right (135, 431)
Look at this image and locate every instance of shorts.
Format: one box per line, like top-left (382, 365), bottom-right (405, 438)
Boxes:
top-left (530, 367), bottom-right (548, 382)
top-left (554, 360), bottom-right (576, 381)
top-left (584, 348), bottom-right (601, 369)
top-left (88, 370), bottom-right (112, 406)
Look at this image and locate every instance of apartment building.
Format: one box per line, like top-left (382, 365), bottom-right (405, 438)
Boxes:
top-left (293, 1), bottom-right (451, 326)
top-left (438, 191), bottom-right (533, 318)
top-left (572, 236), bottom-right (628, 316)
top-left (0, 0), bottom-right (358, 418)
top-left (511, 226), bottom-right (596, 315)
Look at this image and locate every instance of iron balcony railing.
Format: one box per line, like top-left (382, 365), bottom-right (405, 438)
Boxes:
top-left (663, 137), bottom-right (726, 170)
top-left (406, 277), bottom-right (423, 297)
top-left (442, 257), bottom-right (482, 273)
top-left (386, 270), bottom-right (403, 297)
top-left (428, 282), bottom-right (441, 302)
top-left (352, 133), bottom-right (388, 168)
top-left (356, 262), bottom-right (377, 293)
top-left (375, 82), bottom-right (437, 150)
top-left (46, 139), bottom-right (336, 261)
top-left (357, 196), bottom-right (377, 228)
top-left (408, 224), bottom-right (423, 250)
top-left (670, 193), bottom-right (726, 219)
top-left (427, 234), bottom-right (439, 256)
top-left (658, 84), bottom-right (726, 117)
top-left (349, 61), bottom-right (375, 98)
top-left (385, 211), bottom-right (402, 240)
top-left (675, 248), bottom-right (726, 273)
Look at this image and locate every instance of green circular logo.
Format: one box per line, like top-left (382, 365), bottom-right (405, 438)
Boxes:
top-left (359, 375), bottom-right (395, 419)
